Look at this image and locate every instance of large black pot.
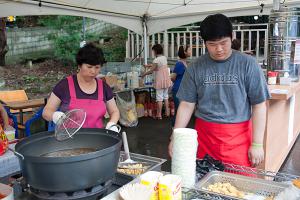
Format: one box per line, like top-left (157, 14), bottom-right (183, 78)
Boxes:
top-left (15, 128), bottom-right (122, 192)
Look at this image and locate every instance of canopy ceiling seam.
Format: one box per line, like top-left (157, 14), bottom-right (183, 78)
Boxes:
top-left (23, 0), bottom-right (141, 18)
top-left (146, 0), bottom-right (152, 13)
top-left (111, 0), bottom-right (261, 5)
top-left (83, 0), bottom-right (92, 8)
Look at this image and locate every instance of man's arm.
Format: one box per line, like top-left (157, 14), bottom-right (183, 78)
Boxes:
top-left (174, 101), bottom-right (195, 129)
top-left (252, 101), bottom-right (267, 144)
top-left (249, 101), bottom-right (267, 166)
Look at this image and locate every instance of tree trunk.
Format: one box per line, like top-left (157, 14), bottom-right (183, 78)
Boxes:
top-left (0, 18), bottom-right (8, 66)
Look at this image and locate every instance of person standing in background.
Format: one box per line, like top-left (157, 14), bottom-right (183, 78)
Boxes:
top-left (141, 44), bottom-right (172, 119)
top-left (0, 103), bottom-right (10, 130)
top-left (170, 45), bottom-right (191, 126)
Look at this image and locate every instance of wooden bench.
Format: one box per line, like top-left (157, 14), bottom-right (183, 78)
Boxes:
top-left (0, 90), bottom-right (33, 132)
top-left (0, 90), bottom-right (32, 113)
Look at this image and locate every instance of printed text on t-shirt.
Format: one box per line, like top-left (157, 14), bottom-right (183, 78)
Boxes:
top-left (203, 73), bottom-right (238, 85)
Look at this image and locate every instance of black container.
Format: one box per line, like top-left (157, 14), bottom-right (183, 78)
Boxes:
top-left (14, 129), bottom-right (122, 193)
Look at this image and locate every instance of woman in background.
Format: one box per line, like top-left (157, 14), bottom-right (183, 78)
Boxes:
top-left (141, 44), bottom-right (172, 119)
top-left (0, 103), bottom-right (10, 130)
top-left (171, 45), bottom-right (191, 126)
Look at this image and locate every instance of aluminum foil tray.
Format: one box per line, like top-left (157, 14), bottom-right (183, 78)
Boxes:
top-left (113, 151), bottom-right (166, 186)
top-left (194, 171), bottom-right (289, 199)
top-left (118, 151), bottom-right (166, 172)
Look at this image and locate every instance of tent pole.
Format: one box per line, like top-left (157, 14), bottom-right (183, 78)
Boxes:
top-left (143, 21), bottom-right (148, 64)
top-left (273, 0), bottom-right (280, 10)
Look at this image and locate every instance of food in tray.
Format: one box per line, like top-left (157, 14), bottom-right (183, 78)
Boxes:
top-left (117, 163), bottom-right (148, 175)
top-left (265, 196), bottom-right (274, 200)
top-left (205, 182), bottom-right (245, 198)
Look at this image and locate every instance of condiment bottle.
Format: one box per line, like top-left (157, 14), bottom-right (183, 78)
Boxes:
top-left (268, 71), bottom-right (278, 85)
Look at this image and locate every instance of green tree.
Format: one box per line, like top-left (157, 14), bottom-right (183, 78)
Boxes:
top-left (0, 18), bottom-right (8, 66)
top-left (38, 16), bottom-right (83, 65)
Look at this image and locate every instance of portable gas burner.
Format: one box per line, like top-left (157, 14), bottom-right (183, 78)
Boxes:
top-left (10, 174), bottom-right (120, 200)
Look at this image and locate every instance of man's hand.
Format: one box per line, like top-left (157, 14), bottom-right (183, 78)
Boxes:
top-left (168, 140), bottom-right (173, 157)
top-left (248, 146), bottom-right (264, 167)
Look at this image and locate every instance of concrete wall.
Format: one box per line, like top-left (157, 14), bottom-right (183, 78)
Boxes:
top-left (5, 19), bottom-right (117, 64)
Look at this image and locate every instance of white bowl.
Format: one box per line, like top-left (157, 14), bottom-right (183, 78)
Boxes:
top-left (119, 183), bottom-right (152, 200)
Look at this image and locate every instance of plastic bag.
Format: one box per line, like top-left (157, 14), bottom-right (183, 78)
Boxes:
top-left (116, 90), bottom-right (138, 127)
top-left (196, 154), bottom-right (225, 180)
top-left (275, 179), bottom-right (300, 200)
top-left (0, 125), bottom-right (8, 156)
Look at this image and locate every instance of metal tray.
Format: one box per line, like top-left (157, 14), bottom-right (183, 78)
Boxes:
top-left (113, 151), bottom-right (166, 186)
top-left (183, 161), bottom-right (300, 200)
top-left (195, 171), bottom-right (289, 198)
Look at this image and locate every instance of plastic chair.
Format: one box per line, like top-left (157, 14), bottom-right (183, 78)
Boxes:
top-left (4, 106), bottom-right (19, 138)
top-left (24, 107), bottom-right (55, 136)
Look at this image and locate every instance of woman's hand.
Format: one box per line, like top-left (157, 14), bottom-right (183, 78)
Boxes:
top-left (52, 111), bottom-right (66, 124)
top-left (105, 122), bottom-right (120, 133)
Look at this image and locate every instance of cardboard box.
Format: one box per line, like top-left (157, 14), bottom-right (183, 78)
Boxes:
top-left (104, 75), bottom-right (118, 88)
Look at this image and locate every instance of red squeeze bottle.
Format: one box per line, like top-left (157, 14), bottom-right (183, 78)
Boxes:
top-left (0, 126), bottom-right (9, 156)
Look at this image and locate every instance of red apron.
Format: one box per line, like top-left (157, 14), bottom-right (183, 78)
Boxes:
top-left (195, 117), bottom-right (252, 167)
top-left (67, 76), bottom-right (106, 128)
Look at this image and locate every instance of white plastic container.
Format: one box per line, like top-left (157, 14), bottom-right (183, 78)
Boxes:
top-left (140, 171), bottom-right (163, 200)
top-left (0, 183), bottom-right (14, 200)
top-left (4, 127), bottom-right (15, 141)
top-left (159, 174), bottom-right (182, 200)
top-left (127, 72), bottom-right (139, 89)
top-left (171, 128), bottom-right (198, 188)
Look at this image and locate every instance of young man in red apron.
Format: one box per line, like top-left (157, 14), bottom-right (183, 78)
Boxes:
top-left (169, 14), bottom-right (270, 167)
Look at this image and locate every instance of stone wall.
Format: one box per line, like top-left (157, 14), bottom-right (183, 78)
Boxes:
top-left (5, 19), bottom-right (117, 64)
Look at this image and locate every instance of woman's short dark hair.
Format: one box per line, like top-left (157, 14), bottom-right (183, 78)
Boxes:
top-left (152, 44), bottom-right (163, 55)
top-left (200, 14), bottom-right (233, 42)
top-left (232, 39), bottom-right (241, 50)
top-left (178, 45), bottom-right (189, 59)
top-left (76, 43), bottom-right (106, 66)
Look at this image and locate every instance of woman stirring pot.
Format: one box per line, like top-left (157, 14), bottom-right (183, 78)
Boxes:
top-left (43, 43), bottom-right (120, 131)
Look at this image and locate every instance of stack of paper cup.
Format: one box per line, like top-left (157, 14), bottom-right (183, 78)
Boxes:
top-left (171, 128), bottom-right (198, 188)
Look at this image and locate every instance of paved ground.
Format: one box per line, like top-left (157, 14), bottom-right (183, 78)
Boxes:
top-left (122, 117), bottom-right (300, 175)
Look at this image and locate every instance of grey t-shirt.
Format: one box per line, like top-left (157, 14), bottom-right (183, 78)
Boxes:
top-left (177, 50), bottom-right (270, 123)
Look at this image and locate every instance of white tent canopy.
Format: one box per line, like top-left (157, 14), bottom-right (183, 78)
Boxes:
top-left (1, 0), bottom-right (300, 35)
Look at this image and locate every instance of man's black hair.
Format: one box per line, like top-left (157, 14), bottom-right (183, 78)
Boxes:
top-left (200, 14), bottom-right (233, 42)
top-left (152, 44), bottom-right (163, 55)
top-left (76, 43), bottom-right (107, 66)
